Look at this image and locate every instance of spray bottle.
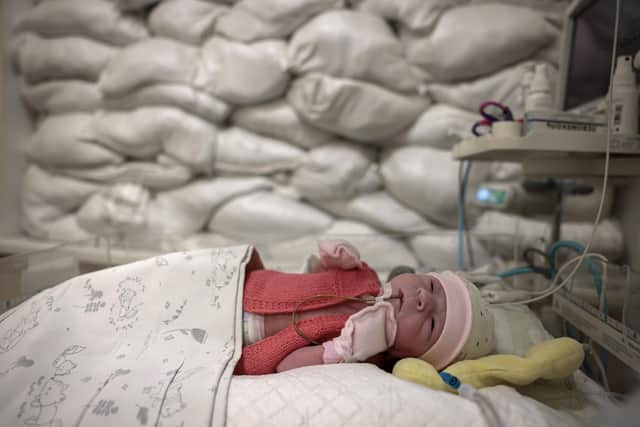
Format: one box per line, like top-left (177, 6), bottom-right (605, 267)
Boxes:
top-left (610, 55), bottom-right (639, 136)
top-left (525, 63), bottom-right (554, 112)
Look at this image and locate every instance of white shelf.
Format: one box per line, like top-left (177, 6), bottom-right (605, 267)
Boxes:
top-left (452, 130), bottom-right (640, 176)
top-left (0, 234), bottom-right (159, 267)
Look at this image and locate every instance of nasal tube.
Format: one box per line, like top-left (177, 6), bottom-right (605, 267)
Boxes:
top-left (610, 55), bottom-right (639, 136)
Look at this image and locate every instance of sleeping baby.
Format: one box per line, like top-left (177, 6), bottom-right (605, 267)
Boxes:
top-left (235, 240), bottom-right (494, 375)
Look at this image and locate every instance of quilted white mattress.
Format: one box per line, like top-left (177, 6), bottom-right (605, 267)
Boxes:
top-left (227, 364), bottom-right (582, 427)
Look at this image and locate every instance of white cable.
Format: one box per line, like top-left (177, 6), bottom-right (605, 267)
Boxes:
top-left (599, 259), bottom-right (608, 313)
top-left (492, 252), bottom-right (608, 306)
top-left (586, 342), bottom-right (611, 393)
top-left (515, 253), bottom-right (607, 302)
top-left (555, 0), bottom-right (619, 289)
top-left (528, 253), bottom-right (609, 297)
top-left (513, 218), bottom-right (521, 263)
top-left (622, 265), bottom-right (631, 337)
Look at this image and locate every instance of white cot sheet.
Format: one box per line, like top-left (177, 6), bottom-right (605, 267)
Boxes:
top-left (227, 364), bottom-right (583, 427)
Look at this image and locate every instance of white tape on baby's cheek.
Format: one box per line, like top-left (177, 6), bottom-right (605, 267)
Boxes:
top-left (376, 281), bottom-right (392, 303)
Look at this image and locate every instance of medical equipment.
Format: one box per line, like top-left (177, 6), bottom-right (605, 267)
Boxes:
top-left (471, 101), bottom-right (516, 137)
top-left (522, 111), bottom-right (607, 135)
top-left (557, 0), bottom-right (640, 112)
top-left (610, 55), bottom-right (639, 137)
top-left (453, 1), bottom-right (640, 175)
top-left (454, 0), bottom-right (640, 390)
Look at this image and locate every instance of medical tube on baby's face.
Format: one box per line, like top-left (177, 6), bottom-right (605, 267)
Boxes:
top-left (387, 274), bottom-right (447, 358)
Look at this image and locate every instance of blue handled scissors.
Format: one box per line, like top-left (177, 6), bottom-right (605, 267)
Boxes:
top-left (471, 101), bottom-right (515, 136)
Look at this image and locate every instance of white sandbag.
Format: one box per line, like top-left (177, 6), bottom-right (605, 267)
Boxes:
top-left (21, 80), bottom-right (103, 114)
top-left (380, 146), bottom-right (491, 227)
top-left (180, 233), bottom-right (239, 251)
top-left (92, 107), bottom-right (218, 173)
top-left (196, 38), bottom-right (289, 105)
top-left (288, 74), bottom-right (429, 143)
top-left (473, 211), bottom-right (625, 261)
top-left (23, 165), bottom-right (103, 219)
top-left (11, 33), bottom-right (118, 83)
top-left (99, 38), bottom-right (199, 96)
top-left (291, 141), bottom-right (382, 200)
top-left (391, 104), bottom-right (477, 149)
top-left (409, 230), bottom-right (492, 271)
top-left (101, 37), bottom-right (289, 105)
top-left (470, 0), bottom-right (570, 14)
top-left (402, 4), bottom-right (557, 82)
top-left (351, 0), bottom-right (467, 33)
top-left (314, 191), bottom-right (435, 235)
top-left (78, 177), bottom-right (274, 236)
top-left (208, 191), bottom-right (333, 242)
top-left (215, 0), bottom-right (343, 42)
top-left (532, 34), bottom-right (563, 67)
top-left (231, 99), bottom-right (334, 149)
top-left (149, 177), bottom-right (275, 235)
top-left (426, 61), bottom-right (555, 116)
top-left (25, 114), bottom-right (123, 168)
top-left (103, 84), bottom-right (231, 124)
top-left (321, 220), bottom-right (419, 270)
top-left (54, 157), bottom-right (193, 190)
top-left (215, 127), bottom-right (304, 175)
top-left (287, 10), bottom-right (423, 93)
top-left (23, 212), bottom-right (93, 242)
top-left (13, 0), bottom-right (149, 46)
top-left (112, 0), bottom-right (162, 10)
top-left (149, 0), bottom-right (228, 45)
top-left (76, 183), bottom-right (151, 237)
top-left (22, 165), bottom-right (101, 241)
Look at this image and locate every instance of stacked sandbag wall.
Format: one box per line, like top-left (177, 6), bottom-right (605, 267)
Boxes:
top-left (10, 0), bottom-right (623, 270)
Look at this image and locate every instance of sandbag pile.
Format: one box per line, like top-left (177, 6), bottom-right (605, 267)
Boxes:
top-left (13, 0), bottom-right (621, 271)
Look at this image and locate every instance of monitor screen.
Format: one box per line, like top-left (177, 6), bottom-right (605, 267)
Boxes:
top-left (563, 0), bottom-right (640, 110)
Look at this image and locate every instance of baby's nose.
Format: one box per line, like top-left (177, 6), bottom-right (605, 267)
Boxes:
top-left (416, 288), bottom-right (433, 314)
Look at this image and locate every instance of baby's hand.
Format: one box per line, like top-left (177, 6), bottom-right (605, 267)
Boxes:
top-left (317, 239), bottom-right (363, 270)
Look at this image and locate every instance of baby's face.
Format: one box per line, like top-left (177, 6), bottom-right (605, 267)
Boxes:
top-left (387, 274), bottom-right (447, 358)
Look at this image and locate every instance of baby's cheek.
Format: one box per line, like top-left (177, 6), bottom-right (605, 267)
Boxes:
top-left (404, 317), bottom-right (430, 342)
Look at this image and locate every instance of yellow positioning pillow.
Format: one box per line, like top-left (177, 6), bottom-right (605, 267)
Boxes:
top-left (393, 338), bottom-right (584, 393)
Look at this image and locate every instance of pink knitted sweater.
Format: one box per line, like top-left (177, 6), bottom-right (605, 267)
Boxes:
top-left (235, 264), bottom-right (381, 375)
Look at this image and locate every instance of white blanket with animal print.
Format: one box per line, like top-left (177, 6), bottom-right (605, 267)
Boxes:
top-left (0, 245), bottom-right (257, 427)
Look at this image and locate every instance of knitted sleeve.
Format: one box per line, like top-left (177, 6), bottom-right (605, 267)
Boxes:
top-left (243, 263), bottom-right (381, 314)
top-left (234, 314), bottom-right (350, 375)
